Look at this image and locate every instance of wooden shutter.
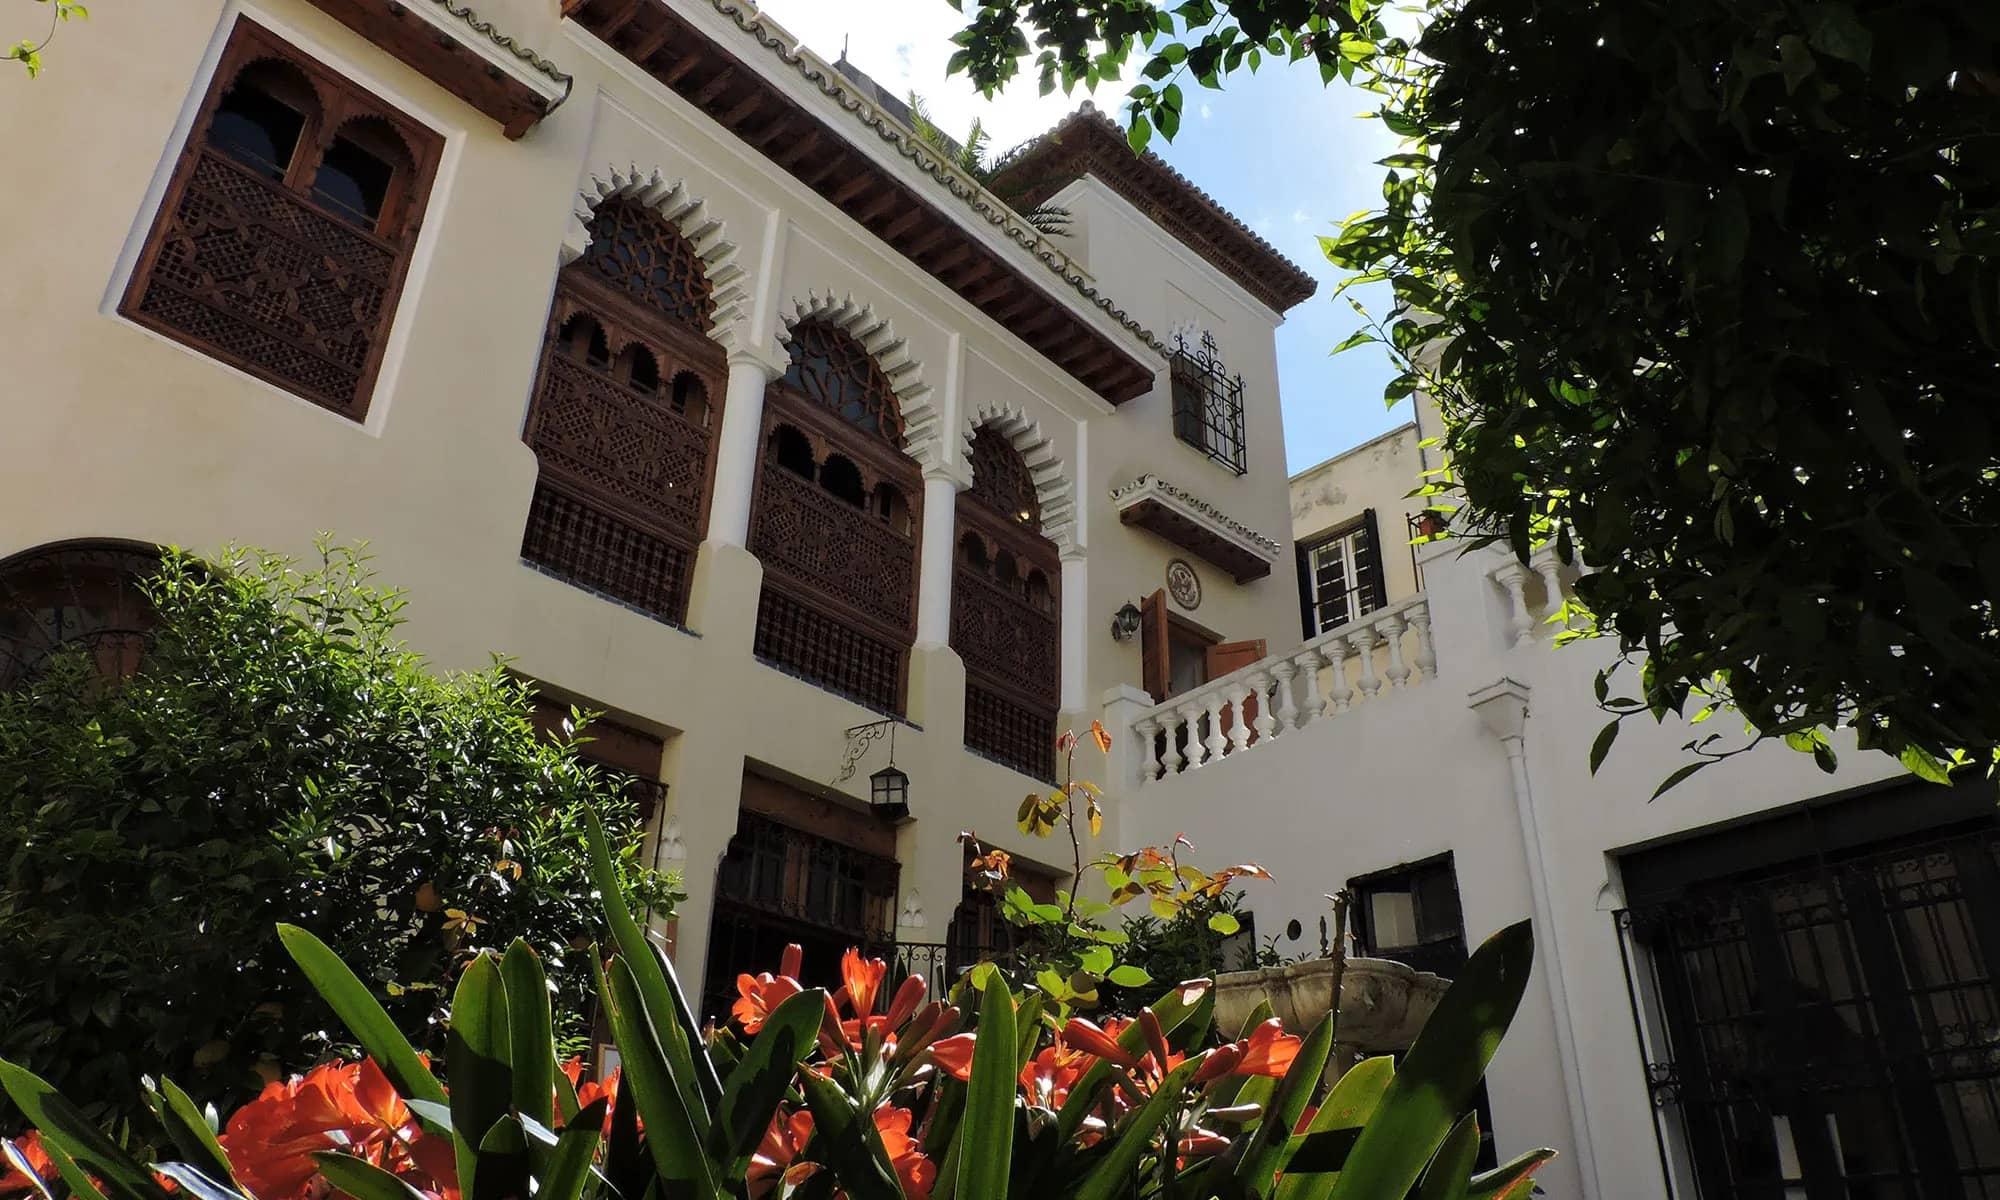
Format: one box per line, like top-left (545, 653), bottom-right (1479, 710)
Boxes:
top-left (1139, 589), bottom-right (1170, 702)
top-left (1295, 543), bottom-right (1318, 639)
top-left (1358, 508), bottom-right (1390, 614)
top-left (1205, 638), bottom-right (1269, 746)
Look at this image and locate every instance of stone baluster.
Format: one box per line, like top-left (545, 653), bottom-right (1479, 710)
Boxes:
top-left (1537, 555), bottom-right (1567, 626)
top-left (1228, 680), bottom-right (1256, 753)
top-left (1202, 692), bottom-right (1229, 763)
top-left (1250, 670), bottom-right (1279, 744)
top-left (1324, 643), bottom-right (1353, 715)
top-left (1134, 716), bottom-right (1162, 785)
top-left (1295, 649), bottom-right (1324, 728)
top-left (1494, 561), bottom-right (1535, 648)
top-left (1351, 627), bottom-right (1382, 701)
top-left (1410, 603), bottom-right (1438, 680)
top-left (1269, 660), bottom-right (1299, 733)
top-left (1177, 703), bottom-right (1204, 769)
top-left (1382, 612), bottom-right (1411, 688)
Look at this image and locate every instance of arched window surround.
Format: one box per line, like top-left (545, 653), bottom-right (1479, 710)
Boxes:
top-left (747, 319), bottom-right (923, 714)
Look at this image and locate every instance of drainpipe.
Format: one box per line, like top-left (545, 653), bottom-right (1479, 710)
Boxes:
top-left (1467, 677), bottom-right (1603, 1200)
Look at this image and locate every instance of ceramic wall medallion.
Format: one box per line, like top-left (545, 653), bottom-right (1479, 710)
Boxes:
top-left (1166, 558), bottom-right (1202, 610)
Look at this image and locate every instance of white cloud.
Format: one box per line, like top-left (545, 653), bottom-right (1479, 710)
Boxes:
top-left (751, 0), bottom-right (1136, 149)
top-left (1199, 102), bottom-right (1213, 120)
top-left (1290, 208), bottom-right (1310, 224)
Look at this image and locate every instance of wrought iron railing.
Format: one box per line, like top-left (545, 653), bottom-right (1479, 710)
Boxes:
top-left (1169, 332), bottom-right (1247, 475)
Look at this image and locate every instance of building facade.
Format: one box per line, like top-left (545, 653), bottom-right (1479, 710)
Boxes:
top-left (1094, 431), bottom-right (2000, 1198)
top-left (0, 0), bottom-right (1318, 1035)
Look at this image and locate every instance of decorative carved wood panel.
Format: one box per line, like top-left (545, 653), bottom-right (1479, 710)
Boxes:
top-left (119, 20), bottom-right (441, 421)
top-left (748, 321), bottom-right (921, 712)
top-left (953, 428), bottom-right (1060, 778)
top-left (578, 196), bottom-right (715, 332)
top-left (519, 479), bottom-right (690, 622)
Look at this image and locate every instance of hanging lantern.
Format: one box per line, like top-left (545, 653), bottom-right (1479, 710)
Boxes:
top-left (869, 763), bottom-right (910, 821)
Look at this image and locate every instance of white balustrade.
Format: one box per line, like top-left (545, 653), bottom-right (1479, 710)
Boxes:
top-left (1490, 547), bottom-right (1574, 650)
top-left (1125, 595), bottom-right (1435, 785)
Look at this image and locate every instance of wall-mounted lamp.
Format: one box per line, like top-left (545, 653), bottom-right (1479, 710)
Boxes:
top-left (1110, 601), bottom-right (1143, 642)
top-left (837, 718), bottom-right (911, 822)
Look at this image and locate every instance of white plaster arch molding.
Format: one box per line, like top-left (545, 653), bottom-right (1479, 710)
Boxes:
top-left (562, 167), bottom-right (751, 349)
top-left (963, 402), bottom-right (1077, 551)
top-left (775, 292), bottom-right (943, 473)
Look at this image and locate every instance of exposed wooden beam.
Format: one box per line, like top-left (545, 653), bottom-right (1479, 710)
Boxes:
top-left (754, 113), bottom-right (799, 149)
top-left (660, 49), bottom-right (704, 88)
top-left (720, 91), bottom-right (765, 127)
top-left (694, 67), bottom-right (737, 107)
top-left (924, 242), bottom-right (973, 276)
top-left (626, 16), bottom-right (676, 67)
top-left (992, 292), bottom-right (1042, 325)
top-left (969, 275), bottom-right (1015, 308)
top-left (879, 206), bottom-right (929, 243)
top-left (904, 225), bottom-right (952, 259)
top-left (597, 0), bottom-right (646, 42)
top-left (854, 189), bottom-right (903, 227)
top-left (828, 172), bottom-right (875, 206)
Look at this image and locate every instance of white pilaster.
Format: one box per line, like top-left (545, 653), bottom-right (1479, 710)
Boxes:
top-left (915, 467), bottom-right (967, 648)
top-left (1060, 550), bottom-right (1087, 713)
top-left (707, 349), bottom-right (784, 548)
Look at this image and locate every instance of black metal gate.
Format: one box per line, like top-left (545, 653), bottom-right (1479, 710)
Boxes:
top-left (1618, 815), bottom-right (2000, 1198)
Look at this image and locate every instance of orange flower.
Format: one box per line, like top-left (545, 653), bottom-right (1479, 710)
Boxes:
top-left (1058, 1017), bottom-right (1138, 1069)
top-left (840, 949), bottom-right (886, 1018)
top-left (735, 945), bottom-right (806, 1034)
top-left (1, 1132), bottom-right (53, 1197)
top-left (1232, 1020), bottom-right (1301, 1078)
top-left (747, 1109), bottom-right (817, 1200)
top-left (1018, 1037), bottom-right (1093, 1110)
top-left (928, 1033), bottom-right (976, 1081)
top-left (219, 1058), bottom-right (455, 1200)
top-left (558, 1058), bottom-right (625, 1136)
top-left (871, 1107), bottom-right (935, 1200)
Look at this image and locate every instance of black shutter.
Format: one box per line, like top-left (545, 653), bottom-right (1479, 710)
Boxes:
top-left (1295, 543), bottom-right (1318, 639)
top-left (1358, 508), bottom-right (1389, 614)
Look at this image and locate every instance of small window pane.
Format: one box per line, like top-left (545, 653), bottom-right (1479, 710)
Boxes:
top-left (209, 86), bottom-right (305, 179)
top-left (311, 135), bottom-right (395, 226)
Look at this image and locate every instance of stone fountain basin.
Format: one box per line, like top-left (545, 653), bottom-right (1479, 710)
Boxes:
top-left (1213, 957), bottom-right (1451, 1052)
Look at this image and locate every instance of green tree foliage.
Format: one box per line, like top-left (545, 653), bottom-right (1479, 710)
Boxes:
top-left (947, 0), bottom-right (2000, 783)
top-left (904, 90), bottom-right (1074, 236)
top-left (0, 544), bottom-right (677, 1132)
top-left (8, 0), bottom-right (87, 77)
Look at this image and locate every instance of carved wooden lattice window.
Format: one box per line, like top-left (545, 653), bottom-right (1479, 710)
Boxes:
top-left (750, 320), bottom-right (919, 713)
top-left (119, 20), bottom-right (442, 422)
top-left (519, 204), bottom-right (726, 626)
top-left (0, 542), bottom-right (161, 690)
top-left (780, 321), bottom-right (905, 443)
top-left (953, 427), bottom-right (1060, 780)
top-left (578, 197), bottom-right (715, 332)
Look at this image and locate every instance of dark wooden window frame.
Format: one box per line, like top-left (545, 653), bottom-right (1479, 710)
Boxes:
top-left (1169, 331), bottom-right (1248, 475)
top-left (518, 202), bottom-right (727, 627)
top-left (119, 19), bottom-right (443, 422)
top-left (749, 322), bottom-right (922, 715)
top-left (1296, 510), bottom-right (1388, 639)
top-left (953, 428), bottom-right (1061, 781)
top-left (0, 540), bottom-right (163, 690)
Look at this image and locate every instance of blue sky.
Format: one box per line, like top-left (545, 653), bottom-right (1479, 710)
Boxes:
top-left (753, 0), bottom-right (1410, 474)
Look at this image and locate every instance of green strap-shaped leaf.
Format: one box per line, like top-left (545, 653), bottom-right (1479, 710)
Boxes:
top-left (1069, 1059), bottom-right (1202, 1200)
top-left (1230, 1010), bottom-right (1335, 1198)
top-left (501, 940), bottom-right (556, 1132)
top-left (1012, 990), bottom-right (1046, 1075)
top-left (713, 988), bottom-right (828, 1176)
top-left (1054, 984), bottom-right (1209, 1144)
top-left (1415, 1113), bottom-right (1480, 1200)
top-left (649, 940), bottom-right (726, 1115)
top-left (449, 952), bottom-right (513, 1197)
top-left (798, 1071), bottom-right (903, 1200)
top-left (599, 955), bottom-right (720, 1200)
top-left (553, 1065), bottom-right (581, 1127)
top-left (601, 1055), bottom-right (647, 1200)
top-left (310, 1154), bottom-right (430, 1200)
top-left (472, 1116), bottom-right (531, 1200)
top-left (1465, 1149), bottom-right (1557, 1200)
top-left (1327, 921), bottom-right (1535, 1200)
top-left (584, 810), bottom-right (714, 1137)
top-left (148, 1165), bottom-right (249, 1200)
top-left (39, 1133), bottom-right (108, 1200)
top-left (1167, 984), bottom-right (1217, 1053)
top-left (0, 1060), bottom-right (168, 1200)
top-left (150, 1078), bottom-right (237, 1189)
top-left (276, 925), bottom-right (446, 1109)
top-left (541, 1099), bottom-right (608, 1200)
top-left (1273, 1056), bottom-right (1395, 1193)
top-left (954, 974), bottom-right (1017, 1200)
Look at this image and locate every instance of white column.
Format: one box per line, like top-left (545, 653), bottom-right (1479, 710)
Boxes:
top-left (1493, 560), bottom-right (1536, 649)
top-left (1060, 550), bottom-right (1087, 714)
top-left (915, 468), bottom-right (964, 648)
top-left (707, 349), bottom-right (782, 548)
top-left (1469, 679), bottom-right (1604, 1200)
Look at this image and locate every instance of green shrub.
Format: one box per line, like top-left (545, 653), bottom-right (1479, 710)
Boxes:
top-left (0, 544), bottom-right (676, 1132)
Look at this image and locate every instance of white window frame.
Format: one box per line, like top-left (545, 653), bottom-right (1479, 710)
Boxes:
top-left (1304, 524), bottom-right (1379, 634)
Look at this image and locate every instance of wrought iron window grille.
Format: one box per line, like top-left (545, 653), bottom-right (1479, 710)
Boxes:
top-left (1169, 331), bottom-right (1248, 475)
